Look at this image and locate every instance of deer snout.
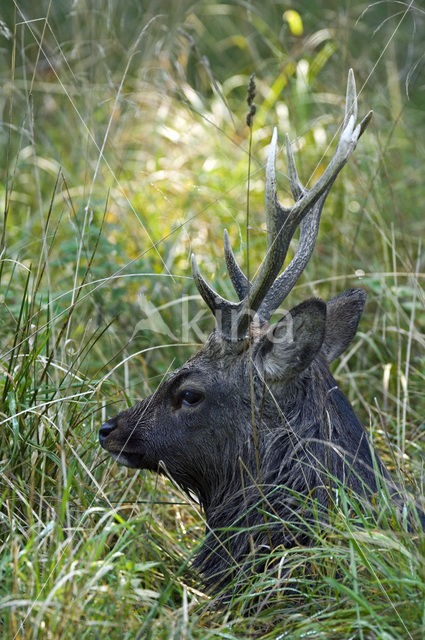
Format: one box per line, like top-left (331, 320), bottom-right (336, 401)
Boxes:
top-left (99, 419), bottom-right (117, 448)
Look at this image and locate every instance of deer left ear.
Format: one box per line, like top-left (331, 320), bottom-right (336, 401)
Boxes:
top-left (256, 299), bottom-right (327, 381)
top-left (321, 288), bottom-right (367, 364)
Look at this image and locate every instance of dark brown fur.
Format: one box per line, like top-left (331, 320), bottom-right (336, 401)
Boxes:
top-left (99, 291), bottom-right (400, 590)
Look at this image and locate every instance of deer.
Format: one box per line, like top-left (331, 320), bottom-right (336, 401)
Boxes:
top-left (99, 71), bottom-right (413, 594)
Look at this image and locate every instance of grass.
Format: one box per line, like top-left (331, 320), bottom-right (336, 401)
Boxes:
top-left (1, 1), bottom-right (425, 638)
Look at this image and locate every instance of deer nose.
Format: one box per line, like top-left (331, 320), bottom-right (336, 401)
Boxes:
top-left (99, 420), bottom-right (116, 446)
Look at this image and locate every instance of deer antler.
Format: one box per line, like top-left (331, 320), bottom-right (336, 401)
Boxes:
top-left (191, 69), bottom-right (372, 339)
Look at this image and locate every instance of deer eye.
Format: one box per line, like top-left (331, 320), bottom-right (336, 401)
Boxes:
top-left (179, 389), bottom-right (204, 407)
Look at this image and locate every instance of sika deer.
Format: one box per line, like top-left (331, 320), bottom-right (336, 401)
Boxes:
top-left (99, 71), bottom-right (407, 591)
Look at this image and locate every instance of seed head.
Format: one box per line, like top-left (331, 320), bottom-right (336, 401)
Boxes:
top-left (246, 73), bottom-right (257, 128)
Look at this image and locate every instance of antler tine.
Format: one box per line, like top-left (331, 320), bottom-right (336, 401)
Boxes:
top-left (191, 253), bottom-right (221, 314)
top-left (285, 133), bottom-right (305, 201)
top-left (359, 109), bottom-right (373, 137)
top-left (191, 252), bottom-right (241, 336)
top-left (191, 253), bottom-right (236, 313)
top-left (343, 68), bottom-right (358, 130)
top-left (223, 229), bottom-right (250, 301)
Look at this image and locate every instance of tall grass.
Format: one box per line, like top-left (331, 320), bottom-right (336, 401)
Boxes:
top-left (1, 1), bottom-right (424, 638)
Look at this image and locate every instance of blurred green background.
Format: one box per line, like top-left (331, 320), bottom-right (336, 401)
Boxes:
top-left (1, 1), bottom-right (424, 637)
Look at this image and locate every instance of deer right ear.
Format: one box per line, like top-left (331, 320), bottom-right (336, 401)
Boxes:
top-left (321, 288), bottom-right (367, 364)
top-left (256, 299), bottom-right (327, 381)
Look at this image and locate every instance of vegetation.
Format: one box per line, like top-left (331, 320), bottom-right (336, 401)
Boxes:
top-left (0, 1), bottom-right (424, 638)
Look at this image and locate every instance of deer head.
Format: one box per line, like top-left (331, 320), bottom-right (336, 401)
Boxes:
top-left (99, 71), bottom-right (384, 590)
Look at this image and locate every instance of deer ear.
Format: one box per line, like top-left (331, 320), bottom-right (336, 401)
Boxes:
top-left (257, 299), bottom-right (327, 381)
top-left (321, 288), bottom-right (367, 364)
